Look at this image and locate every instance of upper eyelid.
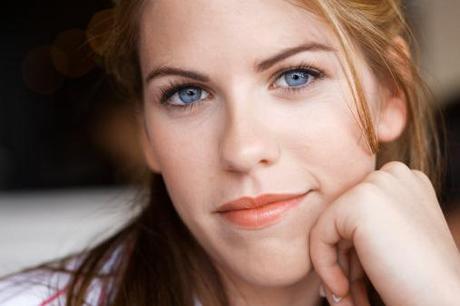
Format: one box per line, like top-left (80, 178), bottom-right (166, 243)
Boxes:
top-left (159, 82), bottom-right (213, 103)
top-left (169, 64), bottom-right (323, 89)
top-left (272, 65), bottom-right (322, 79)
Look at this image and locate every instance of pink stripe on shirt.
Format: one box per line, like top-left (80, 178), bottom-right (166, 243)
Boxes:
top-left (39, 287), bottom-right (67, 306)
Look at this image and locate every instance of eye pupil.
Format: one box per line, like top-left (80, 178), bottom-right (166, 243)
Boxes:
top-left (179, 87), bottom-right (202, 104)
top-left (284, 70), bottom-right (310, 87)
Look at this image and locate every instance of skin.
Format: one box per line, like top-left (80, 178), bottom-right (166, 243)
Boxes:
top-left (137, 0), bottom-right (460, 305)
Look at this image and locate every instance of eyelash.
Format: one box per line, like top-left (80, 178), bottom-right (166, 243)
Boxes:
top-left (156, 62), bottom-right (325, 112)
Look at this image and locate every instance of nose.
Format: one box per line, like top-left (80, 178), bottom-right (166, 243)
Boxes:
top-left (218, 102), bottom-right (280, 174)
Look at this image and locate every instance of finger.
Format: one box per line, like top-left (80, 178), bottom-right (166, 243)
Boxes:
top-left (349, 249), bottom-right (370, 306)
top-left (319, 252), bottom-right (368, 306)
top-left (323, 285), bottom-right (355, 306)
top-left (320, 282), bottom-right (327, 298)
top-left (379, 161), bottom-right (410, 176)
top-left (349, 248), bottom-right (364, 282)
top-left (310, 202), bottom-right (355, 299)
top-left (310, 222), bottom-right (349, 299)
top-left (412, 169), bottom-right (432, 186)
top-left (337, 240), bottom-right (353, 278)
top-left (350, 279), bottom-right (370, 306)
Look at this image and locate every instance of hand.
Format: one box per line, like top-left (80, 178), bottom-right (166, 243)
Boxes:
top-left (310, 161), bottom-right (460, 306)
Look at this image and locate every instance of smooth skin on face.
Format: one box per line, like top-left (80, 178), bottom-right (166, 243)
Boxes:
top-left (137, 0), bottom-right (460, 306)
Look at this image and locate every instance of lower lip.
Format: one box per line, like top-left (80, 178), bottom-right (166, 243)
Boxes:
top-left (218, 193), bottom-right (308, 230)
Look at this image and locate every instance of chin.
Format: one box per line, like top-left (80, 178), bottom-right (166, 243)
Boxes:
top-left (239, 262), bottom-right (312, 288)
top-left (220, 246), bottom-right (313, 288)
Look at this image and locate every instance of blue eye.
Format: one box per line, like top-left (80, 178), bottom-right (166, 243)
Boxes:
top-left (274, 68), bottom-right (318, 89)
top-left (165, 86), bottom-right (209, 106)
top-left (157, 64), bottom-right (324, 112)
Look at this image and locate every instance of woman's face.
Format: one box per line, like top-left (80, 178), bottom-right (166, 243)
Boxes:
top-left (138, 0), bottom-right (398, 289)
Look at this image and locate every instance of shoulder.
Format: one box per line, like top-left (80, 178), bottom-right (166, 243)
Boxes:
top-left (0, 250), bottom-right (120, 306)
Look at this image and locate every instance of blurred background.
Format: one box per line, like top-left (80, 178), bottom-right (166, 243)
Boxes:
top-left (0, 0), bottom-right (459, 277)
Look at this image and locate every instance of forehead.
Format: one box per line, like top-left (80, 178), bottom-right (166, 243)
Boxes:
top-left (138, 0), bottom-right (338, 70)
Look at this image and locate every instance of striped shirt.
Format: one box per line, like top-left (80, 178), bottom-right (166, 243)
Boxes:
top-left (0, 268), bottom-right (103, 305)
top-left (0, 251), bottom-right (203, 306)
top-left (0, 251), bottom-right (116, 306)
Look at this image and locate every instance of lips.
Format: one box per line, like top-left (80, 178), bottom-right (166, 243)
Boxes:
top-left (215, 192), bottom-right (309, 229)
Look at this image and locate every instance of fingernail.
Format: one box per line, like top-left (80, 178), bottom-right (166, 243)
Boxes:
top-left (332, 293), bottom-right (342, 303)
top-left (319, 285), bottom-right (326, 297)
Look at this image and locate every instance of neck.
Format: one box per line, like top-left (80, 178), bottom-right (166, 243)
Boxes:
top-left (220, 271), bottom-right (323, 306)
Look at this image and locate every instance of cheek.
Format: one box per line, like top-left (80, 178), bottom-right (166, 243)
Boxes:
top-left (285, 99), bottom-right (376, 202)
top-left (147, 120), bottom-right (217, 223)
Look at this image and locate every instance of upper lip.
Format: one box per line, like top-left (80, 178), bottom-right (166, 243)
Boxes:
top-left (216, 192), bottom-right (308, 213)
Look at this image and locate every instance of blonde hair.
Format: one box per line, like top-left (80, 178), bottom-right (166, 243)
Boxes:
top-left (63, 1), bottom-right (440, 305)
top-left (304, 0), bottom-right (440, 184)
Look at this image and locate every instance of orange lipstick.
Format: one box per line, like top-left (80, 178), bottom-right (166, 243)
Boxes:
top-left (216, 192), bottom-right (308, 229)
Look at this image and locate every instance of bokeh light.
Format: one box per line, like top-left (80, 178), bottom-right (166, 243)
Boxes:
top-left (22, 46), bottom-right (64, 95)
top-left (51, 29), bottom-right (95, 78)
top-left (86, 9), bottom-right (114, 57)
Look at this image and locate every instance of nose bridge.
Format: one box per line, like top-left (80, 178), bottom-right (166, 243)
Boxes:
top-left (218, 92), bottom-right (280, 173)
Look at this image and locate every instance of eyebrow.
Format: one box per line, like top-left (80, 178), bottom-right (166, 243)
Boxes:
top-left (255, 42), bottom-right (335, 72)
top-left (144, 41), bottom-right (335, 84)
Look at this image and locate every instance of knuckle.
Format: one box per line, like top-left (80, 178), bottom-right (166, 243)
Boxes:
top-left (381, 160), bottom-right (410, 174)
top-left (412, 169), bottom-right (431, 184)
top-left (351, 182), bottom-right (386, 213)
top-left (355, 181), bottom-right (381, 197)
top-left (367, 169), bottom-right (392, 184)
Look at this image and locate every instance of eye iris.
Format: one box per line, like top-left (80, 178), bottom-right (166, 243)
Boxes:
top-left (285, 70), bottom-right (310, 87)
top-left (178, 87), bottom-right (202, 104)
